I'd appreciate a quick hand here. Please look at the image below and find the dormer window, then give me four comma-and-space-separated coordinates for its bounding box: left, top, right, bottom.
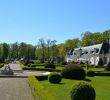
95, 49, 99, 53
90, 51, 94, 54
85, 51, 88, 54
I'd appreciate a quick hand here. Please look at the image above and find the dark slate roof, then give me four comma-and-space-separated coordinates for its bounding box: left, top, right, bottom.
67, 43, 103, 56
74, 43, 102, 54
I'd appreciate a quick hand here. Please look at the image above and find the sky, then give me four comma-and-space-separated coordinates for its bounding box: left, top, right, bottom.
0, 0, 110, 45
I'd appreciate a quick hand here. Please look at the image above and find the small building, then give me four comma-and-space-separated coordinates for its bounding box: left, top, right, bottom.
65, 42, 110, 66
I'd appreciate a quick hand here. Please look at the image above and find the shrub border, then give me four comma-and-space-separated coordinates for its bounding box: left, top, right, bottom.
28, 75, 56, 100
20, 63, 61, 72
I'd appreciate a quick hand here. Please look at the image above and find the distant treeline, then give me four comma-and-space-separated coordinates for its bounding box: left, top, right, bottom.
0, 29, 110, 63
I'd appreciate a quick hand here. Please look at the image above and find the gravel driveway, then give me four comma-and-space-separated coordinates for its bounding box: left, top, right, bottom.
0, 78, 34, 100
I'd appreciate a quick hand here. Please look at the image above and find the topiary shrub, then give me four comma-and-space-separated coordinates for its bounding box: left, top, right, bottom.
48, 72, 62, 83
61, 62, 67, 65
105, 62, 110, 71
27, 63, 31, 67
87, 70, 95, 77
70, 82, 96, 100
61, 64, 86, 80
45, 63, 56, 69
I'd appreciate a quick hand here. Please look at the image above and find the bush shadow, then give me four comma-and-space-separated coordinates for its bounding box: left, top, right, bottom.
84, 78, 91, 82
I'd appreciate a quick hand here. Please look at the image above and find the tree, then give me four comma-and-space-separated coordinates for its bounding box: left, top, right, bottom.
51, 40, 57, 63
19, 42, 27, 58
10, 42, 19, 59
2, 43, 10, 60
81, 31, 103, 46
103, 30, 110, 42
26, 44, 36, 59
38, 38, 46, 63
65, 38, 80, 51
47, 39, 51, 63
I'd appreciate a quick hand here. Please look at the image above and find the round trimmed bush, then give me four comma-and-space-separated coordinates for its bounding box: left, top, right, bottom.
70, 82, 96, 100
45, 63, 56, 69
87, 70, 95, 77
48, 72, 62, 83
61, 64, 86, 80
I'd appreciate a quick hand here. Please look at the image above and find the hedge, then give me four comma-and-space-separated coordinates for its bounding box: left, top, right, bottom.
20, 63, 61, 72
95, 72, 110, 76
28, 75, 56, 100
22, 67, 61, 72
86, 71, 110, 76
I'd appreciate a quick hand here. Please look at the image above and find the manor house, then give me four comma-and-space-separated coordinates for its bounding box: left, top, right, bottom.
66, 41, 110, 66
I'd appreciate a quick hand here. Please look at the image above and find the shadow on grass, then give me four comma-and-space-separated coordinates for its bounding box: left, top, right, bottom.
51, 82, 65, 85
84, 78, 91, 82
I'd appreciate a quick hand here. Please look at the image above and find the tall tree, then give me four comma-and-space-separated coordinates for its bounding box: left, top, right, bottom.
51, 40, 57, 63
38, 38, 46, 63
65, 38, 80, 51
2, 43, 10, 59
19, 42, 27, 58
10, 42, 19, 59
103, 30, 110, 42
47, 39, 51, 62
81, 31, 103, 46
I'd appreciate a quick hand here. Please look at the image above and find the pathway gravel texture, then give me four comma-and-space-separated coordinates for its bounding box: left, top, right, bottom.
0, 78, 34, 100
0, 63, 36, 100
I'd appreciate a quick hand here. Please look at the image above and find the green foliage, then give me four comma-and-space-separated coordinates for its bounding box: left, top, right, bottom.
80, 64, 86, 67
10, 42, 19, 59
0, 63, 4, 68
36, 75, 48, 81
95, 72, 110, 76
19, 42, 36, 59
61, 64, 86, 80
30, 64, 37, 67
48, 72, 62, 83
81, 32, 103, 46
70, 82, 96, 100
24, 59, 30, 66
87, 70, 95, 77
105, 62, 110, 71
20, 64, 61, 72
65, 38, 80, 50
2, 43, 10, 59
61, 62, 67, 65
28, 75, 56, 100
4, 59, 9, 64
27, 63, 31, 67
45, 63, 56, 69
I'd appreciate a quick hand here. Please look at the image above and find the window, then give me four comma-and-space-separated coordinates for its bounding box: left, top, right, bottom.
90, 51, 94, 54
96, 49, 99, 53
85, 51, 88, 54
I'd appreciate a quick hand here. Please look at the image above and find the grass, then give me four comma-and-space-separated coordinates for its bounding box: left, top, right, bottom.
84, 67, 104, 72
40, 76, 110, 100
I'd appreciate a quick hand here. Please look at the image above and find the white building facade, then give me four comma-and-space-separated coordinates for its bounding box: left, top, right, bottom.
66, 42, 110, 66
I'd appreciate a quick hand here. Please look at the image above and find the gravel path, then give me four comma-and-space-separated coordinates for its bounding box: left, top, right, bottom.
0, 78, 34, 100
0, 63, 36, 100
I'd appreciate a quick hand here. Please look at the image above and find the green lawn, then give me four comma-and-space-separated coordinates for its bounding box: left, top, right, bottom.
40, 76, 110, 100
